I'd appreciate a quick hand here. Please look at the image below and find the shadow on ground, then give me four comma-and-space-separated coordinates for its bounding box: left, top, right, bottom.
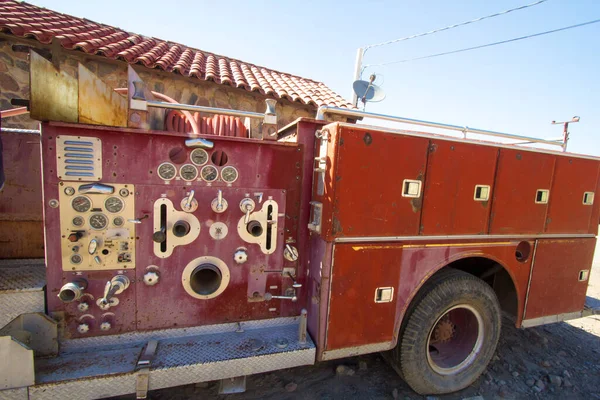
113, 316, 600, 400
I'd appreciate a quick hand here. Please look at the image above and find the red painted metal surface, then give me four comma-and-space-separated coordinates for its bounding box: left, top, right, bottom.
524, 238, 596, 319
317, 124, 430, 239
489, 149, 555, 234
324, 240, 533, 352
41, 122, 307, 338
0, 131, 44, 258
421, 140, 497, 235
545, 157, 600, 234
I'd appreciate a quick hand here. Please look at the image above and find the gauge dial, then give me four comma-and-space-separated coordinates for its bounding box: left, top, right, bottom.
72, 196, 92, 213
105, 196, 124, 213
201, 165, 218, 182
190, 148, 209, 166
113, 216, 124, 227
89, 213, 109, 230
157, 162, 177, 180
180, 164, 198, 181
221, 166, 239, 183
72, 216, 85, 227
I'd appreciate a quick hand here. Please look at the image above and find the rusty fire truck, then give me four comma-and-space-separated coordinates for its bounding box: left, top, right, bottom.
0, 52, 599, 399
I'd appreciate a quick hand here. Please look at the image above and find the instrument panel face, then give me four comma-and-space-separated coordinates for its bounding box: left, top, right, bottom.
58, 182, 136, 271
155, 147, 241, 184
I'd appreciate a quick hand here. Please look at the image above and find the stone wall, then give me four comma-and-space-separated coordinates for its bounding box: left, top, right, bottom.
0, 34, 325, 258
0, 34, 319, 132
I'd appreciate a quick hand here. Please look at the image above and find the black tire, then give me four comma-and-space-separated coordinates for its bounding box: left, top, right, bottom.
395, 268, 501, 395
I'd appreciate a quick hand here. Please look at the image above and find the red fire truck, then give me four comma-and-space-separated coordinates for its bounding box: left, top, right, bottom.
0, 52, 599, 399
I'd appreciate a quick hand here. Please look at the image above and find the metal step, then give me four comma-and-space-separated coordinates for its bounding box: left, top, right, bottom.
583, 296, 600, 316
29, 317, 315, 400
0, 260, 46, 328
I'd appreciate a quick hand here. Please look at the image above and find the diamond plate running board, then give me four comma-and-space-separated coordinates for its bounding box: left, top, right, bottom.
30, 318, 315, 400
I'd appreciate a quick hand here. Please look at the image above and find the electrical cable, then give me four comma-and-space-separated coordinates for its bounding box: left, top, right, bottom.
364, 0, 549, 50
364, 18, 600, 67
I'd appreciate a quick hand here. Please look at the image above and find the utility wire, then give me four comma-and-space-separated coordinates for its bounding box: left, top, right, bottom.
364, 0, 549, 50
364, 18, 600, 67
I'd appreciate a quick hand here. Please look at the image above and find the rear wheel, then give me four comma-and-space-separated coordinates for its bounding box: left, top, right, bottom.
396, 268, 501, 394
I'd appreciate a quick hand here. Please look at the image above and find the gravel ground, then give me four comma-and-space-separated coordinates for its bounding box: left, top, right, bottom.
117, 241, 600, 400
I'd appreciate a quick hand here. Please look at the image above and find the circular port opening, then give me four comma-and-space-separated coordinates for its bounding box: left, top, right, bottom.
515, 241, 531, 262
172, 220, 191, 237
211, 150, 228, 166
190, 264, 222, 296
59, 288, 77, 303
246, 220, 263, 237
168, 146, 187, 164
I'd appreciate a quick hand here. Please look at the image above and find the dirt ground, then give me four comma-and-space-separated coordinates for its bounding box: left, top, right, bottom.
124, 242, 600, 400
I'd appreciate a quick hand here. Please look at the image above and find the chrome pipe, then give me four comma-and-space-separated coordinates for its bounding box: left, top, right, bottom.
147, 100, 264, 120
1, 127, 40, 135
316, 106, 565, 148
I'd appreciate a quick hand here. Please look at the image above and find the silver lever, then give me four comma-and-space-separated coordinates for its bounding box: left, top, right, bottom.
185, 190, 195, 209
287, 271, 302, 288
264, 292, 298, 302
98, 275, 130, 309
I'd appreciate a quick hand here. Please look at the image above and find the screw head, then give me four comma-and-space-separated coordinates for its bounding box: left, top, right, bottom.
119, 188, 129, 197
64, 187, 75, 196
49, 199, 59, 208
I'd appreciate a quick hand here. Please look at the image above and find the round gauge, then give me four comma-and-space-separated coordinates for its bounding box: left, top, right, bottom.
72, 196, 92, 213
72, 216, 85, 227
89, 213, 109, 230
70, 254, 82, 264
64, 186, 75, 196
113, 216, 124, 227
221, 166, 239, 183
105, 196, 124, 213
190, 148, 209, 166
157, 162, 177, 181
201, 165, 218, 182
180, 164, 198, 181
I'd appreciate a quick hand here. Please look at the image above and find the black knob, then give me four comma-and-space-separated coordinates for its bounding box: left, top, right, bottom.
153, 230, 166, 243
68, 231, 83, 242
173, 221, 191, 237
246, 220, 263, 237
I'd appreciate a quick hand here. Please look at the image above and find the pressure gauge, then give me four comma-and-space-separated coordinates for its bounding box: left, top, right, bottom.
220, 166, 238, 183
89, 213, 109, 230
113, 216, 124, 227
180, 164, 198, 181
190, 148, 209, 166
104, 197, 124, 213
201, 165, 218, 182
157, 162, 177, 181
72, 216, 85, 227
72, 196, 92, 213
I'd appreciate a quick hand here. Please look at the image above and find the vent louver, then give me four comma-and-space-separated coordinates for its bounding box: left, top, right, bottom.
56, 135, 102, 181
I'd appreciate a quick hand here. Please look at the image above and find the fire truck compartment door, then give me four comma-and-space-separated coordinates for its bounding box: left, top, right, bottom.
325, 243, 402, 351
524, 238, 596, 320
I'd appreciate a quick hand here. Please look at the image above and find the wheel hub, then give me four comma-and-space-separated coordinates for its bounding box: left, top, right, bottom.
431, 317, 455, 344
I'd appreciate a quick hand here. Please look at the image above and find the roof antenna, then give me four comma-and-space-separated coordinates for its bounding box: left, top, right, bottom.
352, 74, 386, 110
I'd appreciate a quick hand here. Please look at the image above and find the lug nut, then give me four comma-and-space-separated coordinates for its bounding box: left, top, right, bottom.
77, 323, 89, 334
100, 322, 111, 331
143, 271, 160, 286
77, 302, 89, 312
234, 249, 248, 264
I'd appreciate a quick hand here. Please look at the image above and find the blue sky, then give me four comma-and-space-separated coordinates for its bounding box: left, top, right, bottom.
31, 0, 600, 155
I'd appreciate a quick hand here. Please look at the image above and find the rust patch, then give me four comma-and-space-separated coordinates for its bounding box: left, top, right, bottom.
332, 217, 343, 235
363, 133, 372, 146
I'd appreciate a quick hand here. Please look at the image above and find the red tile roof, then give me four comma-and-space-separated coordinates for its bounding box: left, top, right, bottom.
0, 0, 352, 108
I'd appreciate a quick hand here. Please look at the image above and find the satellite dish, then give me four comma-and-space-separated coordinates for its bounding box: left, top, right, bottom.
353, 76, 386, 106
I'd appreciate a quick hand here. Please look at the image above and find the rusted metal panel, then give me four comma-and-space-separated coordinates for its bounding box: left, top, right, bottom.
326, 243, 403, 350
78, 64, 127, 127
320, 124, 429, 239
0, 132, 44, 258
489, 149, 555, 234
545, 157, 600, 234
524, 238, 596, 319
324, 239, 533, 353
29, 51, 78, 123
421, 140, 497, 235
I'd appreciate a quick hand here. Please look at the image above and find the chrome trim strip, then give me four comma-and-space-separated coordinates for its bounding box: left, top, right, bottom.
521, 311, 585, 328
334, 233, 596, 243
321, 341, 393, 361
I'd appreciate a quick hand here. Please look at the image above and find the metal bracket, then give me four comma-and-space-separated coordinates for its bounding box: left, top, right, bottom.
135, 339, 158, 399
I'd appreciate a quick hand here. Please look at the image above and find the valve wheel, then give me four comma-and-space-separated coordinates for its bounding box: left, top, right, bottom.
393, 268, 501, 395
